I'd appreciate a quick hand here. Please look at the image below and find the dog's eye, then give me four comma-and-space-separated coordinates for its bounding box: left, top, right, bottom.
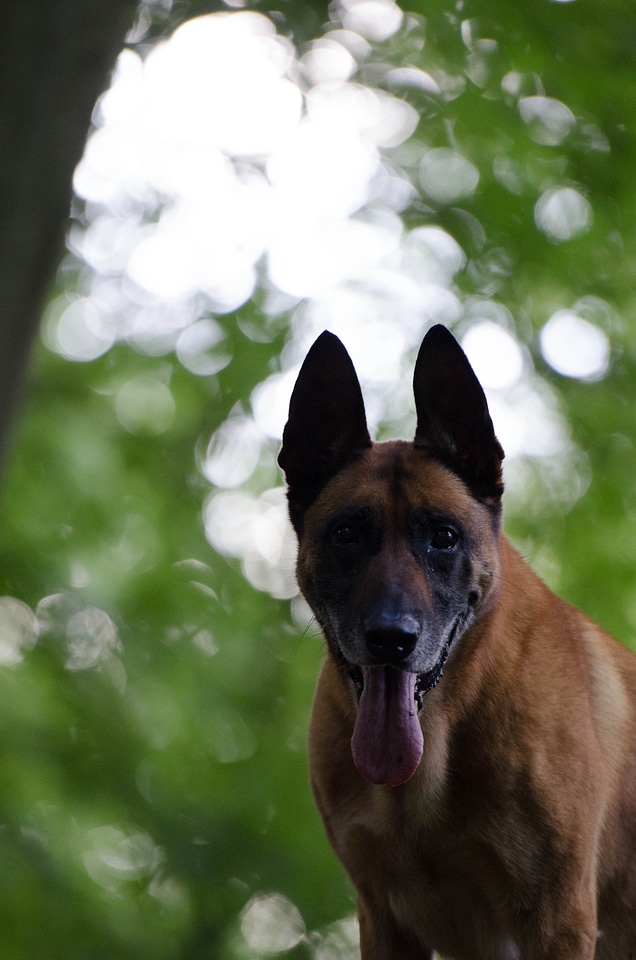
430, 527, 458, 550
332, 523, 360, 547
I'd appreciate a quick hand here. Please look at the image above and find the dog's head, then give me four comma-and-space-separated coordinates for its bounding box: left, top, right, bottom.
278, 326, 505, 786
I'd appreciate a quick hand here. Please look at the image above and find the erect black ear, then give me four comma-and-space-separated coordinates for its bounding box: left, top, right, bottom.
413, 325, 505, 504
278, 331, 372, 530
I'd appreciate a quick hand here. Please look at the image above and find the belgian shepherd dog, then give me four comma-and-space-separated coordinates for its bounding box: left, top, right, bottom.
278, 325, 636, 960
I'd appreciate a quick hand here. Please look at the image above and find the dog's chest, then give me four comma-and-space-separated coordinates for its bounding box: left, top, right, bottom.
387, 869, 521, 960
364, 796, 523, 960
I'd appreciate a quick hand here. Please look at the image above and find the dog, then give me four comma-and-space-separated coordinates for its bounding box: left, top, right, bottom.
278, 325, 636, 960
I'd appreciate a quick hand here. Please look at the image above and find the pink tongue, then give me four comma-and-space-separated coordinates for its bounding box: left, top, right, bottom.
351, 665, 423, 786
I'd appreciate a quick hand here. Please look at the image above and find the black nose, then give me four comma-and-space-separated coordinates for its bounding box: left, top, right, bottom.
365, 615, 419, 665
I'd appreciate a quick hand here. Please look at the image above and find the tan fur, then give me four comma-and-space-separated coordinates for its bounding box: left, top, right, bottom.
303, 447, 636, 960
280, 329, 636, 960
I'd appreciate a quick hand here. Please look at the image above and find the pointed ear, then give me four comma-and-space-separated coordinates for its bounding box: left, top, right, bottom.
413, 325, 505, 504
278, 332, 372, 528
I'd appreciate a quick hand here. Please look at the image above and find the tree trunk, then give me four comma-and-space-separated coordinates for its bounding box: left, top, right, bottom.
0, 0, 137, 470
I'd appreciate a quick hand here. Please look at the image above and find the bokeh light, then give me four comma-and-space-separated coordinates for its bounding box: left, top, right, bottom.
540, 310, 610, 380
461, 321, 524, 390
534, 186, 593, 241
0, 597, 38, 666
240, 892, 306, 954
203, 487, 297, 600
83, 825, 162, 891
419, 148, 480, 205
519, 95, 575, 146
115, 377, 176, 435
55, 6, 604, 553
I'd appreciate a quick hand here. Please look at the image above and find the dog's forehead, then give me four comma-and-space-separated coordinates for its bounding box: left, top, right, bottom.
313, 440, 483, 522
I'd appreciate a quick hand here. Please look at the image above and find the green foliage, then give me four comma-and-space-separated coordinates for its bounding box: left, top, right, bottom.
1, 328, 341, 958
2, 0, 636, 957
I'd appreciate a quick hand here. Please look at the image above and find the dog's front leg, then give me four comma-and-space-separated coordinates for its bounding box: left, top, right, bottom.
535, 921, 598, 960
358, 894, 432, 960
528, 876, 599, 960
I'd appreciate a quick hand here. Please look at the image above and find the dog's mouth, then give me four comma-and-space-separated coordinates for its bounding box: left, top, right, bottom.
341, 641, 451, 789
346, 646, 448, 708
